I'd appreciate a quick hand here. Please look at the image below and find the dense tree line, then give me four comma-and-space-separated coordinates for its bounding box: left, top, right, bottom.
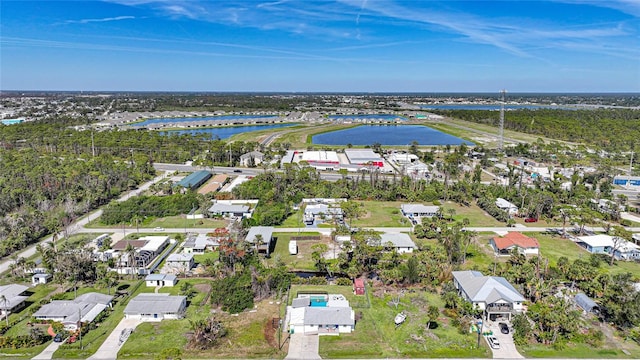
434, 108, 640, 151
0, 149, 152, 257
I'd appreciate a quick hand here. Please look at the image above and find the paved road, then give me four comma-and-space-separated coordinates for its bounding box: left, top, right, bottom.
0, 172, 170, 275
284, 333, 320, 360
88, 317, 143, 360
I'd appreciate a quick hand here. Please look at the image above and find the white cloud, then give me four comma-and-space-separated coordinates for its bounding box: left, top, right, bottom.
66, 15, 136, 24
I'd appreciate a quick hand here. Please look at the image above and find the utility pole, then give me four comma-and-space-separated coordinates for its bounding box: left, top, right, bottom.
498, 89, 506, 152
78, 307, 83, 350
628, 151, 634, 188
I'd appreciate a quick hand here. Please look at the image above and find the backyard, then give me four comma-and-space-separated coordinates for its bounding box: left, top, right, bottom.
295, 284, 491, 358
266, 232, 326, 271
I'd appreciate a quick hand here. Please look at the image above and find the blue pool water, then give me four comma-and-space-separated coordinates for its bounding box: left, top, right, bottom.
312, 125, 473, 146
135, 115, 279, 126
310, 300, 328, 307
164, 123, 295, 140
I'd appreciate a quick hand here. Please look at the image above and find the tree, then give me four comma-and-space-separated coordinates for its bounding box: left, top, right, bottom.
341, 201, 364, 228
311, 243, 328, 273
188, 316, 227, 350
0, 295, 9, 326
426, 305, 439, 330
402, 256, 420, 285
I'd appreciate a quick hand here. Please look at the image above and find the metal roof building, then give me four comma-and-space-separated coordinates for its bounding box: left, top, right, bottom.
176, 170, 212, 190
245, 226, 274, 255
344, 149, 383, 166
575, 293, 599, 314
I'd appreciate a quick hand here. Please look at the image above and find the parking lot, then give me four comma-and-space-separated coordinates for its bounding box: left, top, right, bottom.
484, 320, 523, 359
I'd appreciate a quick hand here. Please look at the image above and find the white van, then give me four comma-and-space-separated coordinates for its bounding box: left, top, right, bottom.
487, 336, 500, 349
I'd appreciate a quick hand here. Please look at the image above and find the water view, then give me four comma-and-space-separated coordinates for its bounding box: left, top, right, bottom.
165, 123, 295, 140
135, 115, 279, 127
329, 114, 407, 121
312, 125, 473, 146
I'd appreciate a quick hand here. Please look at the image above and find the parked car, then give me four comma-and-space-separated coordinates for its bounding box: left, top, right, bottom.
525, 217, 538, 223
499, 322, 510, 334
53, 334, 63, 343
487, 336, 500, 349
233, 169, 242, 173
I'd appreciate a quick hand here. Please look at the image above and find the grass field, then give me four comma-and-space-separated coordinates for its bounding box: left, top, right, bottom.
440, 201, 504, 227
351, 201, 411, 227
530, 232, 640, 276
306, 284, 491, 358
266, 232, 325, 271
519, 342, 640, 358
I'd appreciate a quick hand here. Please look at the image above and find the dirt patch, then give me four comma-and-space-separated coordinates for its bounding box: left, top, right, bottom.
264, 320, 277, 348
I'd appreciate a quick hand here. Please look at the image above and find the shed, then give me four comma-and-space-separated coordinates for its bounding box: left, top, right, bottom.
354, 278, 365, 296
32, 273, 52, 286
575, 293, 599, 314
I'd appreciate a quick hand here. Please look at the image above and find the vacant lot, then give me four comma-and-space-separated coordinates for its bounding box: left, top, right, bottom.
267, 232, 327, 271
441, 201, 504, 227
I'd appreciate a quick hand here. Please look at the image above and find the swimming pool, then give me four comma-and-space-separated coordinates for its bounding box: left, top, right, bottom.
309, 295, 328, 307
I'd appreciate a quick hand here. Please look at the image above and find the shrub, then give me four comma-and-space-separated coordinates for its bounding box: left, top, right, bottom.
335, 277, 353, 286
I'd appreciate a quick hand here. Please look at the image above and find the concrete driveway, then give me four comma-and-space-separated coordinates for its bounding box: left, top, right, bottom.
285, 333, 321, 360
88, 317, 142, 360
485, 321, 524, 359
32, 338, 65, 360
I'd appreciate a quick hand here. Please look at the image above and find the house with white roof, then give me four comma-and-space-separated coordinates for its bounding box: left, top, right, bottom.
379, 233, 417, 253
33, 293, 113, 331
577, 234, 640, 260
124, 293, 186, 321
400, 204, 440, 218
145, 273, 178, 287
287, 294, 355, 335
452, 270, 525, 321
182, 233, 220, 254
166, 253, 194, 271
495, 198, 518, 215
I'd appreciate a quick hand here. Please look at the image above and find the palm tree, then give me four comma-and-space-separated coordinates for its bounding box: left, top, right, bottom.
124, 243, 137, 279
0, 295, 9, 326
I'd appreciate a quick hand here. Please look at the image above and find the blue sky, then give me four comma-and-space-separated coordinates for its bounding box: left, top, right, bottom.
1, 0, 639, 92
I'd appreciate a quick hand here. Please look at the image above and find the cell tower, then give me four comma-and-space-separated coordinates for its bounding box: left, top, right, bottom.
498, 89, 507, 152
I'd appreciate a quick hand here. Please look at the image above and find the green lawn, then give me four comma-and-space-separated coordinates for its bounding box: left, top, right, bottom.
194, 251, 219, 265
266, 232, 324, 271
441, 202, 504, 227
305, 285, 491, 358
279, 209, 305, 228
530, 232, 640, 276
351, 201, 411, 227
519, 342, 640, 358
52, 280, 141, 359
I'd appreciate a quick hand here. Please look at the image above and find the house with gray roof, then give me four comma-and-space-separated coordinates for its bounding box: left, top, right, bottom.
288, 294, 355, 334
182, 233, 220, 254
166, 253, 194, 271
452, 270, 524, 321
145, 273, 177, 287
379, 233, 417, 253
124, 293, 186, 321
33, 292, 113, 331
208, 203, 251, 218
245, 226, 274, 255
401, 204, 440, 218
0, 284, 29, 317
239, 151, 264, 167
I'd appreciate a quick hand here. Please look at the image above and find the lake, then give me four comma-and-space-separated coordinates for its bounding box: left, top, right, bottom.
135, 115, 278, 126
329, 114, 407, 121
165, 123, 295, 140
312, 125, 473, 146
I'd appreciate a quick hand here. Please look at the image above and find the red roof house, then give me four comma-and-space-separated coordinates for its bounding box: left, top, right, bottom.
490, 232, 540, 256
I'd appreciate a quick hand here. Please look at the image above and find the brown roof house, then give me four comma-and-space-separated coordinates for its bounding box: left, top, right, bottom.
490, 232, 539, 256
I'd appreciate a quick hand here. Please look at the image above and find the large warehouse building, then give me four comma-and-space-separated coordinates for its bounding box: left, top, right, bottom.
344, 149, 384, 167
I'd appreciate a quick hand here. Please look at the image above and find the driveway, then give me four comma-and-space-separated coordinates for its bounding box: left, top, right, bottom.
485, 321, 524, 359
88, 317, 143, 360
285, 333, 321, 360
31, 338, 65, 360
